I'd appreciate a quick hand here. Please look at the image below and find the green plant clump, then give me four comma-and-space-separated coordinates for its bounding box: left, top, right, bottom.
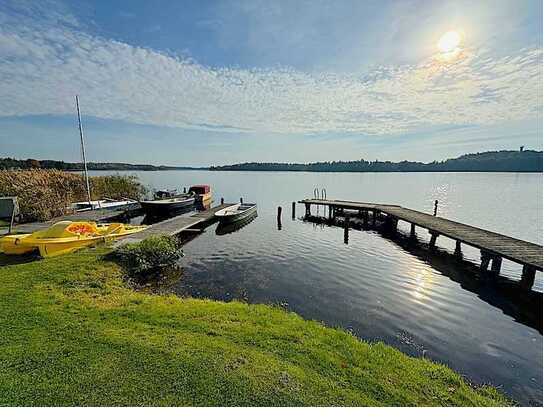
114, 235, 183, 275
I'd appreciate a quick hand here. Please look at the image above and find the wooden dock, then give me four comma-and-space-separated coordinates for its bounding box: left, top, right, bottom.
115, 204, 231, 246
300, 199, 542, 290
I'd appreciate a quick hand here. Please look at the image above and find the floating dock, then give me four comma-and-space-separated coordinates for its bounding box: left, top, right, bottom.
114, 203, 231, 246
300, 199, 542, 290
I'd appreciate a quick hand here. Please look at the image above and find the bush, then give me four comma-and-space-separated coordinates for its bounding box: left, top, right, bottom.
0, 169, 147, 222
90, 174, 147, 201
113, 235, 184, 276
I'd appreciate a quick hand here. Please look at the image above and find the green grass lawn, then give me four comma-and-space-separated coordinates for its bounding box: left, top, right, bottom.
0, 249, 512, 406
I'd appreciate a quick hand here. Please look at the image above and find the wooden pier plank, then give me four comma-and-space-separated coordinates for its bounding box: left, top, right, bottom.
300, 199, 543, 271
114, 203, 231, 246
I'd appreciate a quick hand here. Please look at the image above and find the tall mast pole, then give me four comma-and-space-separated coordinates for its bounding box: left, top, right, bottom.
76, 95, 92, 206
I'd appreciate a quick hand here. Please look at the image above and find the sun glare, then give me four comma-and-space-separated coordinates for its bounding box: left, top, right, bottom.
437, 31, 462, 53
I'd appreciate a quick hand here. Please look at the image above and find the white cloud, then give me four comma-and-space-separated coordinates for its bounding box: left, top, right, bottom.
0, 4, 542, 136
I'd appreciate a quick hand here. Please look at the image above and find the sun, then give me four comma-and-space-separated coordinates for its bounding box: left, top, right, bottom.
437, 31, 462, 53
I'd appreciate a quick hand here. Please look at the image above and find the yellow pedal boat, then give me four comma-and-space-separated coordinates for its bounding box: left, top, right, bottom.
0, 221, 147, 257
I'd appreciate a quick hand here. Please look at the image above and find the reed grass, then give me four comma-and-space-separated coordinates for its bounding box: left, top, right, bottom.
0, 169, 146, 222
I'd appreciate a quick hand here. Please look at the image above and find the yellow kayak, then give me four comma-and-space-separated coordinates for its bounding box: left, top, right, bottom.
0, 221, 147, 257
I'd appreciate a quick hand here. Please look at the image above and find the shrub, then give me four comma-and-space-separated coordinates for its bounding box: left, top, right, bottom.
113, 235, 184, 276
0, 169, 147, 222
90, 174, 147, 201
0, 169, 86, 221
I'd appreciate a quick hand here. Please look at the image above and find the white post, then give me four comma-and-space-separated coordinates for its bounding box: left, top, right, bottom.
76, 95, 92, 206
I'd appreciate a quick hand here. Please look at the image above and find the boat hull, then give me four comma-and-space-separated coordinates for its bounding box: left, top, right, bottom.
0, 222, 147, 257
216, 204, 257, 225
140, 198, 195, 217
216, 211, 258, 235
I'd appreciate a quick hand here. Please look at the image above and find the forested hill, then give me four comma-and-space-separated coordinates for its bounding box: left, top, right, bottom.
0, 158, 202, 171
210, 150, 543, 172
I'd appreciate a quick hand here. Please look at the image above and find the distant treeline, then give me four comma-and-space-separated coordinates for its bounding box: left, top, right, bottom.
210, 150, 543, 173
0, 158, 202, 171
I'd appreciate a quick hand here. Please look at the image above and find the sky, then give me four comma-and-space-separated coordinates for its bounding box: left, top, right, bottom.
1, 0, 542, 166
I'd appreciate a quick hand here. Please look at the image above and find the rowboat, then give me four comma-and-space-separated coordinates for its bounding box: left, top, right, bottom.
0, 221, 147, 257
140, 190, 195, 217
188, 185, 212, 209
215, 203, 257, 224
216, 210, 257, 235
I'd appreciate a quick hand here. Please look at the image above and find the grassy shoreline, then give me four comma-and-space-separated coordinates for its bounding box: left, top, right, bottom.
0, 249, 511, 406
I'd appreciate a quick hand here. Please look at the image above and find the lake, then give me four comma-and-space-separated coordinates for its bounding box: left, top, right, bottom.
95, 170, 543, 405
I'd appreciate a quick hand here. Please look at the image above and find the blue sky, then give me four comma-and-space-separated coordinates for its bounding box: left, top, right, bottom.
1, 0, 542, 166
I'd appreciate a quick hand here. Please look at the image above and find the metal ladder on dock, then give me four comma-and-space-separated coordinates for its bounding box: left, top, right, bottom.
313, 188, 327, 217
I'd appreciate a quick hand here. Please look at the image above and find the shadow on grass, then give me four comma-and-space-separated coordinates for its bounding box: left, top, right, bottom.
0, 252, 40, 266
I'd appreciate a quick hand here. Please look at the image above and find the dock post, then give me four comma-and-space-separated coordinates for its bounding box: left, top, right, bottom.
433, 200, 438, 216
362, 210, 369, 228
429, 232, 438, 249
410, 224, 416, 239
520, 265, 536, 290
221, 197, 224, 205
305, 203, 311, 217
480, 251, 492, 272
490, 256, 502, 277
277, 206, 282, 221
454, 241, 462, 258
291, 202, 296, 219
344, 214, 350, 244
240, 197, 243, 204
183, 187, 187, 193
385, 216, 398, 234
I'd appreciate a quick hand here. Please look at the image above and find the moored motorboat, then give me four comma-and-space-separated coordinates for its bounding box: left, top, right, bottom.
0, 221, 147, 257
215, 203, 257, 225
140, 189, 195, 217
188, 185, 212, 209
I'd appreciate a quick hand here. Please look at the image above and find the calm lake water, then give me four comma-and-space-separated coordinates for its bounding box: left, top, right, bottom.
96, 170, 543, 405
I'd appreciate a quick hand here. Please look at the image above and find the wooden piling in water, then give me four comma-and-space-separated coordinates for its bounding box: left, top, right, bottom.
491, 256, 502, 276
220, 197, 224, 205
454, 241, 462, 257
429, 232, 439, 249
362, 210, 369, 227
520, 265, 536, 290
292, 202, 296, 219
480, 250, 492, 272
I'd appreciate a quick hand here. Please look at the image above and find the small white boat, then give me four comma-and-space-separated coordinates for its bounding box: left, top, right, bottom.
70, 198, 138, 212
215, 203, 257, 224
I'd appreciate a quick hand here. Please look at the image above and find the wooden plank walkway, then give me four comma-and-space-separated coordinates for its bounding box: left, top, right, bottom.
300, 198, 543, 289
115, 204, 231, 246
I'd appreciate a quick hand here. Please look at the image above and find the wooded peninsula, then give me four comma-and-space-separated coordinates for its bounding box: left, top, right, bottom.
2, 150, 542, 172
